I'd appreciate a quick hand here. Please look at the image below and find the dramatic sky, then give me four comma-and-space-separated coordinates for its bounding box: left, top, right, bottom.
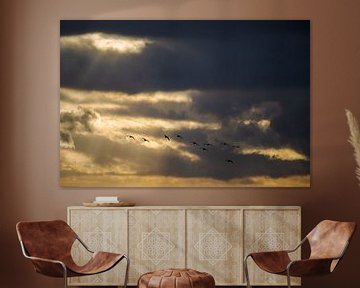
60, 20, 310, 187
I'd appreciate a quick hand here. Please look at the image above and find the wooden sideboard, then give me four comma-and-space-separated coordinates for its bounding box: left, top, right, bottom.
67, 206, 301, 286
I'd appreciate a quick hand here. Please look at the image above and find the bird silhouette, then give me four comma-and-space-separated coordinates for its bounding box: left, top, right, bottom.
204, 143, 212, 146
142, 138, 150, 142
128, 135, 135, 140
164, 135, 170, 141
232, 145, 240, 148
176, 134, 183, 139
202, 148, 208, 151
222, 142, 228, 146
225, 159, 235, 164
192, 141, 200, 146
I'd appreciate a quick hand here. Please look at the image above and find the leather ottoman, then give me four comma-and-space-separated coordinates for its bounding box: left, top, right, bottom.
138, 268, 215, 288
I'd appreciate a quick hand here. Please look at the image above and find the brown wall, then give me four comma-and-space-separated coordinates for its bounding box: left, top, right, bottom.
1, 0, 360, 287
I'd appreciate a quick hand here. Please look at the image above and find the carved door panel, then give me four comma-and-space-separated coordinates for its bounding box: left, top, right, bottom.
186, 209, 243, 285
128, 209, 186, 284
67, 207, 300, 286
68, 208, 127, 286
243, 209, 301, 286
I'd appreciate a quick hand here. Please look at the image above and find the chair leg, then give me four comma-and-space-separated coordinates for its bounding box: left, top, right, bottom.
286, 269, 291, 288
244, 255, 252, 288
123, 255, 130, 288
62, 264, 68, 288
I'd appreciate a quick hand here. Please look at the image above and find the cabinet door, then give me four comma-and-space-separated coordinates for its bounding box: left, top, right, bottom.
128, 209, 186, 284
68, 208, 127, 286
187, 209, 243, 285
244, 209, 301, 286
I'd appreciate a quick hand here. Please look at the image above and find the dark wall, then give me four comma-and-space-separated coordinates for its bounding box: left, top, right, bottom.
1, 0, 360, 287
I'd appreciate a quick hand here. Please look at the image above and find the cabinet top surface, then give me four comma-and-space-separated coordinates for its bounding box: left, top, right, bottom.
68, 205, 301, 210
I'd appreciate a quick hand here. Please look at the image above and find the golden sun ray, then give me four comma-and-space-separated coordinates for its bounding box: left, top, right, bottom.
241, 147, 308, 161
61, 33, 152, 54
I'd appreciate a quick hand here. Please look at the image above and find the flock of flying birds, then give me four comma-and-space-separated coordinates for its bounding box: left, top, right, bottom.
127, 133, 239, 164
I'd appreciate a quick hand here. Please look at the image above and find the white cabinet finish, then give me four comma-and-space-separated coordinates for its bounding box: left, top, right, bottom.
68, 206, 300, 286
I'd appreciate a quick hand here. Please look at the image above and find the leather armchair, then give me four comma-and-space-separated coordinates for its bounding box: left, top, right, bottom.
244, 220, 356, 288
16, 220, 129, 288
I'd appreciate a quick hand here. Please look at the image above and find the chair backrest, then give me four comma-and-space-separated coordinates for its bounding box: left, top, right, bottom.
307, 220, 356, 261
16, 220, 77, 261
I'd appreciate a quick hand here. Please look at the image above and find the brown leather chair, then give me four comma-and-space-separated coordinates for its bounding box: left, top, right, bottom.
16, 220, 129, 288
244, 220, 356, 288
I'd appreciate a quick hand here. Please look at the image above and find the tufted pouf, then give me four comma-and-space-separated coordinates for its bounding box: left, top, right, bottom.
138, 268, 215, 288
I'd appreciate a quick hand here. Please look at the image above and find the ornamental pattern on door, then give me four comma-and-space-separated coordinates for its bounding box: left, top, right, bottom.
68, 209, 127, 286
128, 209, 186, 284
243, 209, 301, 286
68, 207, 300, 286
187, 209, 243, 285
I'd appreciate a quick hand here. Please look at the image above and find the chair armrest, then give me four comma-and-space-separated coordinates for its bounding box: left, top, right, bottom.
26, 255, 67, 278
287, 258, 336, 277
248, 250, 289, 256
76, 236, 94, 253
285, 237, 307, 253
26, 255, 65, 265
19, 240, 67, 277
245, 237, 307, 259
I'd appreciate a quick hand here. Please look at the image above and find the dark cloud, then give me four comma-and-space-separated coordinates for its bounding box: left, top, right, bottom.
97, 102, 191, 121
192, 90, 279, 120
60, 130, 75, 149
60, 20, 308, 41
192, 89, 309, 156
60, 21, 309, 93
271, 95, 310, 155
60, 107, 99, 132
60, 107, 100, 150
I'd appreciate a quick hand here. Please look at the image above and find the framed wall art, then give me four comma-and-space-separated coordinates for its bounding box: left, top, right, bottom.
60, 20, 310, 187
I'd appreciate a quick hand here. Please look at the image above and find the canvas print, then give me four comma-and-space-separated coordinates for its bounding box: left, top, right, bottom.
60, 20, 310, 187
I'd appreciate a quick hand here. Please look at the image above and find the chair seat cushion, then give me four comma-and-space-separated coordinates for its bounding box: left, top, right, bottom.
138, 268, 215, 288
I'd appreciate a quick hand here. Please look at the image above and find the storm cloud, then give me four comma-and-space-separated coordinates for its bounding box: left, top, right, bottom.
61, 21, 309, 94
